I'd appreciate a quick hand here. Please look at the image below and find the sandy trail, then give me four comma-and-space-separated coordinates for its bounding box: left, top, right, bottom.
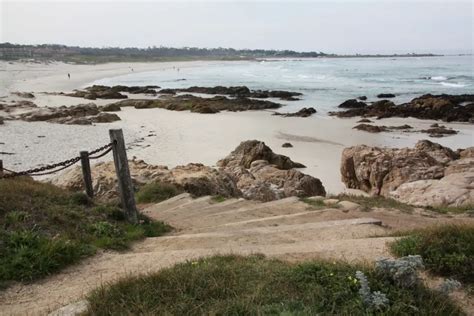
0, 194, 472, 316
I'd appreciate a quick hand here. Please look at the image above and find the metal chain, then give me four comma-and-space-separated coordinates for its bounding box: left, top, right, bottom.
89, 146, 113, 160
0, 142, 114, 179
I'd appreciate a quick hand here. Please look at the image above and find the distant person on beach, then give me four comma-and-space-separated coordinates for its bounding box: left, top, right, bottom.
68, 73, 70, 79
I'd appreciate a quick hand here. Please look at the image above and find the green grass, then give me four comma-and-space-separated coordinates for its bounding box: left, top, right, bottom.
0, 177, 171, 286
211, 195, 227, 203
300, 197, 330, 210
333, 194, 414, 212
425, 204, 474, 215
390, 225, 474, 286
86, 254, 463, 315
135, 182, 182, 204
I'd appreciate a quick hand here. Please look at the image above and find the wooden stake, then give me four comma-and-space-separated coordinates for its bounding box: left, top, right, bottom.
80, 151, 94, 198
109, 129, 138, 224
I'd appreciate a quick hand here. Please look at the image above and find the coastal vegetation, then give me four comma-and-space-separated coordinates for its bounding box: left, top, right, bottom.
0, 177, 170, 288
391, 225, 474, 287
135, 182, 182, 204
0, 43, 437, 64
85, 254, 462, 315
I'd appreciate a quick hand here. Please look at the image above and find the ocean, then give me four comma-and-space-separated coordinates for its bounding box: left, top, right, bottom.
92, 55, 474, 113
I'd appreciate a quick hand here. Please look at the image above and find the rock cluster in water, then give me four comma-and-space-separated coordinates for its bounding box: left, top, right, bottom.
51, 140, 326, 201
331, 94, 474, 123
340, 140, 474, 207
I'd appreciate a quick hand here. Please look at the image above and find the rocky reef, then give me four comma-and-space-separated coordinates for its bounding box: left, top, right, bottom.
273, 107, 317, 117
158, 86, 302, 101
0, 101, 120, 125
107, 94, 282, 113
331, 94, 474, 123
51, 140, 325, 201
340, 140, 473, 207
352, 122, 457, 137
65, 85, 160, 100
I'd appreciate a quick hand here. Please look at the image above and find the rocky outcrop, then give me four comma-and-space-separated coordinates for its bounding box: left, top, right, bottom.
353, 122, 456, 137
331, 94, 474, 123
17, 104, 120, 125
51, 141, 325, 202
65, 85, 160, 100
282, 143, 293, 148
273, 107, 316, 117
217, 140, 305, 169
341, 140, 473, 207
108, 94, 282, 113
12, 92, 35, 98
377, 93, 396, 98
338, 99, 367, 108
159, 86, 302, 101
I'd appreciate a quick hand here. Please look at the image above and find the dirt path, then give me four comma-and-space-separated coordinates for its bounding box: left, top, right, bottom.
0, 194, 471, 315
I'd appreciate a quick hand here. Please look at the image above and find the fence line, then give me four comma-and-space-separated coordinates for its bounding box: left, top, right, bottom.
0, 129, 138, 223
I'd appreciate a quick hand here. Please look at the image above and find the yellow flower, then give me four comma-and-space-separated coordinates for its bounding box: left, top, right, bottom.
329, 272, 334, 276
191, 261, 198, 265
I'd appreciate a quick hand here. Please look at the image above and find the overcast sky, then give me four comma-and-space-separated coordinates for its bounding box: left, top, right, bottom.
1, 0, 472, 54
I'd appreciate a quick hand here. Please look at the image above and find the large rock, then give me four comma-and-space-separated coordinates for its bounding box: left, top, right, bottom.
341, 140, 473, 207
217, 140, 305, 169
51, 141, 325, 202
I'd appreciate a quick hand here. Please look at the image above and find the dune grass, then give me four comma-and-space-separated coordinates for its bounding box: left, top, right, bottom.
86, 254, 462, 315
135, 182, 183, 204
390, 225, 474, 287
0, 177, 171, 287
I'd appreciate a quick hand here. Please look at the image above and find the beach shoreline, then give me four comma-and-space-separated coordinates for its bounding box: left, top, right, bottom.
1, 60, 473, 194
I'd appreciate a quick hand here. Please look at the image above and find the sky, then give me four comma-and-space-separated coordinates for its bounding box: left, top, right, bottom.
0, 0, 472, 54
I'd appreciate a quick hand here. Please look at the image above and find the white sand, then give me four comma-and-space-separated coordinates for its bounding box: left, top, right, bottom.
1, 61, 473, 193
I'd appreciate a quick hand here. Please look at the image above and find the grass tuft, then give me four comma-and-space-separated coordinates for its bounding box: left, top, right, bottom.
211, 195, 227, 203
333, 194, 414, 212
390, 225, 474, 286
86, 254, 462, 315
135, 182, 182, 204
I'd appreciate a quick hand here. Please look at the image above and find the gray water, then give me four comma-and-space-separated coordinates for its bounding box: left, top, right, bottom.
93, 55, 473, 113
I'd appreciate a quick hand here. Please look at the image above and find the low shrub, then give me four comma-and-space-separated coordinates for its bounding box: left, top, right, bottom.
136, 182, 182, 203
390, 225, 474, 285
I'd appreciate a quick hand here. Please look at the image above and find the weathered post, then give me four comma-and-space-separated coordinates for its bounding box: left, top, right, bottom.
0, 160, 3, 177
109, 129, 138, 224
80, 151, 94, 198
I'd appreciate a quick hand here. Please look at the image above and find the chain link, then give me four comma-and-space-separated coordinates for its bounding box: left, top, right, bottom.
0, 142, 114, 179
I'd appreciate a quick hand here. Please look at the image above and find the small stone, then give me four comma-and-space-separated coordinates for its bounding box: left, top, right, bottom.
282, 143, 293, 148
323, 199, 339, 205
337, 200, 361, 212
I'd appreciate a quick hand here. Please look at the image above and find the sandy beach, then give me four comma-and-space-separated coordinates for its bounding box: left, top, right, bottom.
1, 60, 473, 194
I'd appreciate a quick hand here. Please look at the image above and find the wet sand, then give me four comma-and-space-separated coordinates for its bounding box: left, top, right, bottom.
1, 61, 473, 193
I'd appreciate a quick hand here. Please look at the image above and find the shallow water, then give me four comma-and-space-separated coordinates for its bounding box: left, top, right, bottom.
93, 56, 474, 113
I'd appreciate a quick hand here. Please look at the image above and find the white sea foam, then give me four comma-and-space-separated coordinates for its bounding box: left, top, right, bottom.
430, 76, 447, 81
440, 82, 467, 88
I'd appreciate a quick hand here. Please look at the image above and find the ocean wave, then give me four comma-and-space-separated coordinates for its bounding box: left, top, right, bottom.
440, 82, 467, 88
430, 76, 447, 81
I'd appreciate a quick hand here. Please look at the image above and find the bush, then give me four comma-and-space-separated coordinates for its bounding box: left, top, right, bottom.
136, 182, 182, 203
390, 225, 474, 285
86, 255, 462, 315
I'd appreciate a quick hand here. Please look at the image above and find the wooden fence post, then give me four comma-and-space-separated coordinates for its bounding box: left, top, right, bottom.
109, 129, 138, 224
0, 160, 3, 177
80, 151, 94, 198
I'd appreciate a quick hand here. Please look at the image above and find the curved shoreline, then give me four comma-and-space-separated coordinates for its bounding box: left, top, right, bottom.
1, 61, 473, 194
